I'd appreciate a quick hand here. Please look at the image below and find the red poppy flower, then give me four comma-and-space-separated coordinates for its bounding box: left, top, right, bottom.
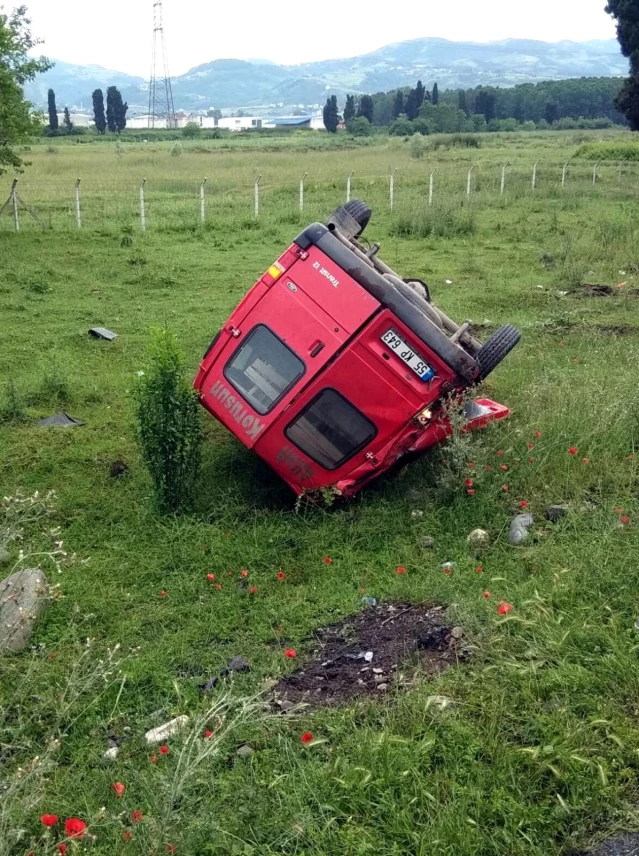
467, 489, 475, 495
249, 586, 257, 594
465, 478, 473, 487
131, 810, 144, 823
58, 845, 67, 855
166, 846, 176, 854
159, 745, 169, 755
160, 590, 167, 597
64, 818, 87, 839
277, 572, 286, 580
122, 831, 133, 842
443, 566, 452, 576
468, 461, 475, 468
485, 465, 492, 471
582, 458, 589, 464
285, 648, 297, 658
150, 755, 158, 764
323, 557, 332, 565
300, 732, 314, 745
621, 516, 630, 525
40, 814, 59, 827
215, 584, 222, 590
483, 591, 491, 599
207, 573, 215, 581
396, 566, 407, 575
535, 430, 542, 437
476, 566, 483, 573
111, 781, 126, 798
204, 730, 213, 739
498, 601, 513, 615
527, 442, 534, 450
497, 450, 504, 457
502, 485, 509, 492
501, 464, 508, 471
519, 500, 528, 508
240, 569, 248, 578
569, 447, 577, 455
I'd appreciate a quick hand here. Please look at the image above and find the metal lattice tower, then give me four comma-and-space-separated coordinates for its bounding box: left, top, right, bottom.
148, 0, 176, 129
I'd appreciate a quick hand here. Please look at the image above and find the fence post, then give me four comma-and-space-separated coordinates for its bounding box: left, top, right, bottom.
139, 179, 146, 231
532, 161, 539, 191
11, 179, 19, 232
299, 172, 307, 212
593, 160, 600, 186
200, 178, 207, 224
500, 162, 509, 196
562, 161, 570, 188
346, 170, 354, 203
467, 165, 476, 198
254, 175, 261, 218
74, 178, 81, 228
389, 168, 398, 211
429, 169, 436, 206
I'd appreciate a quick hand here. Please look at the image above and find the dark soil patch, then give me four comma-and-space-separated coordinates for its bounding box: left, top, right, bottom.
568, 284, 639, 298
572, 833, 639, 856
595, 325, 638, 336
273, 602, 462, 707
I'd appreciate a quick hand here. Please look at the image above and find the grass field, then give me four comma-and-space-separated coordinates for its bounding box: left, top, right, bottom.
2, 129, 639, 856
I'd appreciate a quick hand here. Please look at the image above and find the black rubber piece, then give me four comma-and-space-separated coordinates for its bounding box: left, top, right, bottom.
476, 324, 521, 379
326, 198, 372, 237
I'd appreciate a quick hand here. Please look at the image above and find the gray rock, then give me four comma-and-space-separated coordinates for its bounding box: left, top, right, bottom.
411, 509, 424, 519
509, 513, 535, 546
545, 504, 569, 523
227, 656, 250, 673
573, 833, 639, 856
467, 528, 490, 551
0, 568, 49, 654
103, 746, 119, 761
144, 715, 189, 744
419, 536, 435, 549
236, 744, 254, 758
376, 683, 388, 691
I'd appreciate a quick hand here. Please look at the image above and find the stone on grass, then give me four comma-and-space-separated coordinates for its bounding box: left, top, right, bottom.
226, 656, 250, 673
426, 694, 454, 711
467, 528, 490, 552
144, 715, 189, 745
103, 746, 120, 761
0, 568, 49, 654
419, 536, 435, 549
545, 505, 569, 523
509, 514, 534, 546
236, 744, 254, 758
411, 510, 424, 519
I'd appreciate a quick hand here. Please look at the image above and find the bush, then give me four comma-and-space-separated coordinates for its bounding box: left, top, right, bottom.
0, 380, 27, 424
182, 121, 202, 139
574, 140, 639, 160
136, 329, 202, 513
409, 133, 429, 158
171, 142, 183, 157
391, 201, 476, 239
430, 133, 481, 150
388, 118, 415, 137
346, 116, 372, 137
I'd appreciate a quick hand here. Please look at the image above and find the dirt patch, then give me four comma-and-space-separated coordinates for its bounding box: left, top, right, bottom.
572, 834, 639, 856
595, 324, 638, 336
273, 602, 462, 707
568, 284, 639, 298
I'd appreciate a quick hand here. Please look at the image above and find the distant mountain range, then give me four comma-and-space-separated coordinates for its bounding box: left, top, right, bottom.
25, 37, 628, 113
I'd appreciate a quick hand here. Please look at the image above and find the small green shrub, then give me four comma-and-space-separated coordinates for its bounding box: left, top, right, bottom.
391, 202, 476, 239
136, 329, 202, 513
171, 142, 183, 157
0, 380, 28, 424
575, 140, 639, 161
33, 364, 72, 406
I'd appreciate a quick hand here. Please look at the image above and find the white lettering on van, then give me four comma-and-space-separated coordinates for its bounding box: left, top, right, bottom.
209, 380, 265, 440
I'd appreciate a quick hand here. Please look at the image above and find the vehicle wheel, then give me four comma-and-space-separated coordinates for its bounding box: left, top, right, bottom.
326, 198, 372, 238
394, 281, 443, 328
476, 324, 521, 379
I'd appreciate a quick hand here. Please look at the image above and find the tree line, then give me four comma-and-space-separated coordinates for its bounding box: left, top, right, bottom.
45, 86, 128, 135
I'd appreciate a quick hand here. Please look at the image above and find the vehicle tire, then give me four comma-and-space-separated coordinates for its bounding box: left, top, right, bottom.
476, 324, 521, 379
394, 281, 443, 328
326, 198, 372, 238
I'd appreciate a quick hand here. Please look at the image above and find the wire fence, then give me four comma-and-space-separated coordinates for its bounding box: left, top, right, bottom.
2, 160, 638, 232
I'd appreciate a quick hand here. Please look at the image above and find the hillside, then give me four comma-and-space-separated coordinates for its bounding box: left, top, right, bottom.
25, 36, 628, 111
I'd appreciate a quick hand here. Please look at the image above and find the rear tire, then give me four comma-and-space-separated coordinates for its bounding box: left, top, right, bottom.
326, 198, 372, 238
476, 324, 521, 379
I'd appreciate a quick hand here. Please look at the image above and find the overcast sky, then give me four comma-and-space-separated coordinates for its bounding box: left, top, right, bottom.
22, 0, 618, 77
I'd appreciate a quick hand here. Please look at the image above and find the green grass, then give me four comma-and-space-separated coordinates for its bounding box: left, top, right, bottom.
2, 131, 639, 855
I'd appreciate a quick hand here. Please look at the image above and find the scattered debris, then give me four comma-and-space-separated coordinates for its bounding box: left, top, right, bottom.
571, 833, 639, 856
103, 746, 119, 761
109, 460, 129, 478
89, 327, 118, 341
570, 284, 613, 297
36, 412, 85, 428
545, 504, 569, 523
235, 744, 254, 758
0, 568, 49, 654
509, 513, 534, 546
361, 595, 377, 607
225, 656, 250, 673
411, 509, 424, 519
467, 528, 490, 552
144, 715, 189, 745
440, 561, 455, 572
198, 675, 219, 694
273, 602, 460, 707
419, 535, 435, 549
426, 694, 455, 711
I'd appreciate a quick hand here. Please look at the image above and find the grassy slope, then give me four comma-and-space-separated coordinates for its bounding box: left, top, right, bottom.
1, 132, 639, 855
